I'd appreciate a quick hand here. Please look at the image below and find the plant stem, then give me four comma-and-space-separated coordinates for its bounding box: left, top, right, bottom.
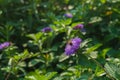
75, 54, 79, 65
84, 54, 115, 80
5, 71, 11, 80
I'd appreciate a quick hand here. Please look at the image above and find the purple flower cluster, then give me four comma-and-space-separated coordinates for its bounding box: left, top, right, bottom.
64, 13, 73, 18
65, 37, 82, 56
41, 27, 52, 33
0, 42, 11, 50
73, 24, 84, 30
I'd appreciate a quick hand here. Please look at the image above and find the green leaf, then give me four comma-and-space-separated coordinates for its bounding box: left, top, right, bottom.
53, 77, 64, 80
101, 48, 111, 58
104, 63, 120, 80
35, 32, 43, 40
27, 34, 35, 39
71, 22, 84, 28
51, 45, 58, 51
63, 19, 72, 25
25, 70, 47, 80
80, 38, 92, 48
95, 66, 105, 77
86, 43, 102, 54
100, 0, 106, 4
61, 72, 73, 76
57, 64, 66, 70
59, 54, 69, 62
13, 49, 29, 62
27, 32, 42, 41
76, 73, 90, 80
78, 54, 92, 67
90, 51, 98, 59
25, 70, 57, 80
45, 72, 57, 80
28, 59, 42, 67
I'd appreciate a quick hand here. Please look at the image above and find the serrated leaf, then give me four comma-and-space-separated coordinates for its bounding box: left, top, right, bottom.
105, 63, 116, 77
104, 63, 120, 80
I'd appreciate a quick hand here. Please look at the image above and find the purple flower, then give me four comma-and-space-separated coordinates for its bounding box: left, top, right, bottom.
0, 42, 11, 50
65, 37, 82, 56
64, 13, 73, 18
73, 24, 84, 30
41, 27, 52, 33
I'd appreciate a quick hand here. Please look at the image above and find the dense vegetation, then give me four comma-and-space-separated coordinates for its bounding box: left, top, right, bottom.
0, 0, 120, 80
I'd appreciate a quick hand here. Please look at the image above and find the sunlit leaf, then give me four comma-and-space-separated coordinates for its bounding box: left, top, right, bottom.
86, 43, 102, 54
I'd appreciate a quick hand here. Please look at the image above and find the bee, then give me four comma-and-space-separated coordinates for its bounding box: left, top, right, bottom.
68, 40, 73, 46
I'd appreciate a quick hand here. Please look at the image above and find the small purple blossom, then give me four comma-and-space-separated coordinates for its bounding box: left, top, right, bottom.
64, 13, 73, 18
73, 24, 84, 30
65, 37, 82, 56
41, 27, 52, 33
0, 42, 11, 50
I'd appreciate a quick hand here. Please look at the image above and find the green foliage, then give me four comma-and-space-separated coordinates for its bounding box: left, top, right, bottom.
25, 70, 57, 80
105, 58, 120, 80
0, 0, 120, 80
86, 43, 102, 54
